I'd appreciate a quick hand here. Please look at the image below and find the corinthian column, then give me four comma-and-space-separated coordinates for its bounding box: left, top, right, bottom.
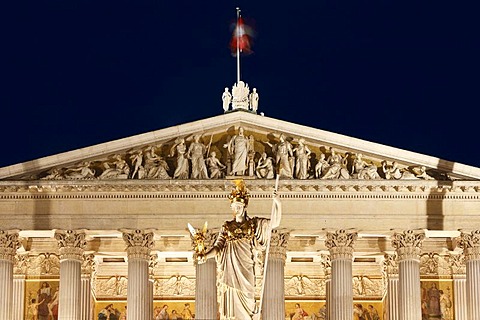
0, 229, 20, 320
325, 229, 357, 320
391, 230, 425, 320
320, 253, 332, 319
449, 252, 467, 320
262, 230, 289, 320
121, 229, 155, 320
12, 253, 28, 320
191, 228, 218, 320
383, 253, 399, 320
54, 229, 87, 320
458, 230, 480, 320
81, 253, 96, 320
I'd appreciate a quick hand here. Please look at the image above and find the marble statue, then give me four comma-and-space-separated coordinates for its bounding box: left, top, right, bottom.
64, 161, 96, 179
351, 153, 380, 180
187, 135, 209, 179
293, 138, 311, 179
222, 87, 232, 112
224, 127, 250, 176
170, 138, 190, 179
143, 146, 170, 179
267, 133, 294, 179
249, 88, 259, 112
255, 152, 275, 179
199, 180, 282, 320
129, 150, 144, 179
205, 151, 226, 179
314, 153, 329, 179
320, 148, 350, 180
98, 154, 130, 180
232, 81, 250, 110
382, 161, 417, 180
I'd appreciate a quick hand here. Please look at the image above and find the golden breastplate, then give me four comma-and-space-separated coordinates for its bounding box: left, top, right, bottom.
224, 219, 255, 241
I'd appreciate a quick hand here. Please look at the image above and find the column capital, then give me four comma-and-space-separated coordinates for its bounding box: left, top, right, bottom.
325, 229, 357, 260
320, 253, 331, 277
383, 252, 399, 276
458, 230, 480, 261
54, 229, 87, 261
0, 229, 21, 262
82, 253, 97, 275
391, 229, 425, 261
448, 252, 466, 275
121, 229, 155, 260
269, 230, 290, 261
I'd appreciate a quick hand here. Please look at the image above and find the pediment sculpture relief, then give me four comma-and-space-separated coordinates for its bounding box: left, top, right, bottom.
23, 128, 453, 181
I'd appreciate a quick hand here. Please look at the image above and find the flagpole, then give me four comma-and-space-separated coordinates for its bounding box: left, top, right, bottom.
236, 7, 241, 84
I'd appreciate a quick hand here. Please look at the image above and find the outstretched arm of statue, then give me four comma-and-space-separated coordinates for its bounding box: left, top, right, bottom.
270, 190, 282, 229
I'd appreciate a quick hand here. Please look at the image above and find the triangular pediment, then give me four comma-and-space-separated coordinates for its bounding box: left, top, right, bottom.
1, 111, 479, 181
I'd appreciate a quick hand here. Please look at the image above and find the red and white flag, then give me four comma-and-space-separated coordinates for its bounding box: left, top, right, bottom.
230, 16, 254, 56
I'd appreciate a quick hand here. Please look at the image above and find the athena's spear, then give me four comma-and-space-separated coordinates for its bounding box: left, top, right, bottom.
255, 174, 280, 319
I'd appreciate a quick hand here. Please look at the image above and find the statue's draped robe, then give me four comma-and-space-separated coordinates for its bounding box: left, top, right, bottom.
215, 217, 270, 320
229, 135, 249, 175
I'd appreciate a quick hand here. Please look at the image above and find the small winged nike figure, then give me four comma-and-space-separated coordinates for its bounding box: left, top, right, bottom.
187, 221, 208, 263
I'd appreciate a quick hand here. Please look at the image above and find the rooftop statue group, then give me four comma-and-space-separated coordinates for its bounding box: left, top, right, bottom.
222, 81, 259, 113
39, 127, 436, 181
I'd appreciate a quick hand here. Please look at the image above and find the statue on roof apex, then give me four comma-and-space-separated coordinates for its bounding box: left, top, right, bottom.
232, 81, 250, 110
222, 87, 232, 112
249, 88, 259, 112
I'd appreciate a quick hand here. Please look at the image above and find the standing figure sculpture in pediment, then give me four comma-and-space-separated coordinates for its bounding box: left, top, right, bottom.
170, 138, 190, 179
129, 150, 144, 179
143, 146, 170, 179
224, 127, 250, 176
187, 135, 209, 179
267, 133, 294, 179
293, 138, 312, 179
98, 154, 130, 180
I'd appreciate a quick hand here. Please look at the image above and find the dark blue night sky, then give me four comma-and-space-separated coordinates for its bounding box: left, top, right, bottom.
2, 1, 479, 168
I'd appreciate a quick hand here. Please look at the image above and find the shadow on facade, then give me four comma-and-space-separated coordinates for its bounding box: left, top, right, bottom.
426, 159, 455, 231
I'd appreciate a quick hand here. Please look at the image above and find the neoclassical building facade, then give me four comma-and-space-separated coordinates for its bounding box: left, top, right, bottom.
1, 108, 480, 320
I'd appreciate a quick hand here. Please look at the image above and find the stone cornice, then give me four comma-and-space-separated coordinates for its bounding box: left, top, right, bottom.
1, 180, 479, 200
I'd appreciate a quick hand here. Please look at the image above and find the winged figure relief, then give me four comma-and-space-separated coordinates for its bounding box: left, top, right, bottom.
154, 275, 195, 297
96, 276, 127, 297
285, 275, 325, 297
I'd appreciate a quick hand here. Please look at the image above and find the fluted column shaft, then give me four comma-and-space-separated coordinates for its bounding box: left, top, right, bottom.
195, 258, 218, 319
392, 230, 425, 320
261, 230, 289, 320
453, 275, 467, 320
325, 229, 357, 320
459, 230, 480, 320
12, 275, 25, 320
122, 229, 155, 320
55, 229, 87, 320
386, 276, 399, 320
0, 230, 20, 320
81, 253, 95, 320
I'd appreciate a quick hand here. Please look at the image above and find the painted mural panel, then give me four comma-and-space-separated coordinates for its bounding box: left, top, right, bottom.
24, 280, 60, 320
420, 280, 454, 320
285, 301, 383, 320
94, 301, 195, 320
